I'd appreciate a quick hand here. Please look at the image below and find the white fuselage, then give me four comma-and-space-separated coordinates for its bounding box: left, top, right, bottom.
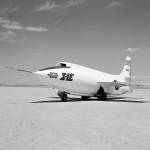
34, 62, 132, 97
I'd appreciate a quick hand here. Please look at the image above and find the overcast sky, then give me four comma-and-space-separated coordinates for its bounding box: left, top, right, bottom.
0, 0, 150, 83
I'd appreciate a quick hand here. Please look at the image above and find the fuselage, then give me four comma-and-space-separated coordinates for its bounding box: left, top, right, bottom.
34, 62, 132, 97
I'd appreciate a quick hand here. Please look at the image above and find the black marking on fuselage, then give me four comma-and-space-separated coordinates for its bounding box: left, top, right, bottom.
60, 73, 74, 81
48, 72, 58, 79
114, 80, 120, 90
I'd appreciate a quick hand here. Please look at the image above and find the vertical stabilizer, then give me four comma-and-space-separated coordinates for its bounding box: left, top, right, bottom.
120, 56, 131, 82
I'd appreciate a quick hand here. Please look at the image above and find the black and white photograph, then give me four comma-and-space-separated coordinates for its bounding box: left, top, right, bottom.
0, 0, 150, 149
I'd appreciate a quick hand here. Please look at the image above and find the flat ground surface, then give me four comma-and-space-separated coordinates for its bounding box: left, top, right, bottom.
0, 88, 150, 150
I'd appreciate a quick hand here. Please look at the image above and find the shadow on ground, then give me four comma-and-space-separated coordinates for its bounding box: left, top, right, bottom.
31, 96, 149, 104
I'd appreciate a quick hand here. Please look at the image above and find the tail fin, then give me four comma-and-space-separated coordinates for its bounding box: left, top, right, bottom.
120, 56, 131, 82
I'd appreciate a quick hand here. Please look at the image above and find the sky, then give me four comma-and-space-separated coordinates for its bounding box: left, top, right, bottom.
0, 0, 150, 83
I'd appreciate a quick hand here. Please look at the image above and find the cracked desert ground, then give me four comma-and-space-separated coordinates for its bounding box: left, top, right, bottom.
0, 87, 150, 150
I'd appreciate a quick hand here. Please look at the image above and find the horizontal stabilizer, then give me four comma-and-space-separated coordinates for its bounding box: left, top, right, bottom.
131, 76, 150, 79
97, 82, 150, 89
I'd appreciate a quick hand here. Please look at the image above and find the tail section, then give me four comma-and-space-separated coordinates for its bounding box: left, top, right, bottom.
120, 56, 131, 82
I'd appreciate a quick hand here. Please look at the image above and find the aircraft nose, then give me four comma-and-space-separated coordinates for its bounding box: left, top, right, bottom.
34, 71, 42, 75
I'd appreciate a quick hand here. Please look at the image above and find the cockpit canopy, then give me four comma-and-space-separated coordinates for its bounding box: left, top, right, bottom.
39, 62, 71, 71
56, 62, 67, 67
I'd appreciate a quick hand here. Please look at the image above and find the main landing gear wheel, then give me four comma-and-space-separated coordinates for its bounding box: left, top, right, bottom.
97, 87, 107, 101
81, 96, 89, 100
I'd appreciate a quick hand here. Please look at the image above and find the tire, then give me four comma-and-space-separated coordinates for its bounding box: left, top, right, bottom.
61, 93, 68, 102
101, 92, 107, 101
81, 96, 89, 100
97, 87, 107, 101
57, 91, 68, 102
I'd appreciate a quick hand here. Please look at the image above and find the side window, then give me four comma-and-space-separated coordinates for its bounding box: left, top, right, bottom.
60, 63, 66, 67
56, 62, 71, 68
57, 63, 67, 67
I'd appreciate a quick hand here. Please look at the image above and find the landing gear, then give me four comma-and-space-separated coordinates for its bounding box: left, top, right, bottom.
81, 96, 89, 100
97, 86, 107, 101
61, 93, 68, 102
57, 91, 68, 102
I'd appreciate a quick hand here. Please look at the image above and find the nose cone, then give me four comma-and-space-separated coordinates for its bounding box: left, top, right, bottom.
33, 71, 43, 75
34, 71, 49, 84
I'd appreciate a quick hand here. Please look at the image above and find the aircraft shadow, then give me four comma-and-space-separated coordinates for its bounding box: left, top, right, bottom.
106, 97, 148, 103
31, 96, 149, 104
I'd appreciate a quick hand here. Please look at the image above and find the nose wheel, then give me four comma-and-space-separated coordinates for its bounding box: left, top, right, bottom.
61, 93, 68, 102
57, 91, 68, 102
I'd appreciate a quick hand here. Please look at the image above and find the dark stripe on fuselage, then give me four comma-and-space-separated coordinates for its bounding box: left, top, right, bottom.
39, 66, 71, 71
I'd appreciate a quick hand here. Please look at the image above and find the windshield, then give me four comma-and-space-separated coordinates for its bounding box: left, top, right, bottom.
39, 63, 70, 71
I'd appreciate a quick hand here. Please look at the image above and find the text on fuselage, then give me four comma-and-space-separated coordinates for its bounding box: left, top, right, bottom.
48, 72, 58, 78
60, 73, 74, 81
48, 72, 74, 81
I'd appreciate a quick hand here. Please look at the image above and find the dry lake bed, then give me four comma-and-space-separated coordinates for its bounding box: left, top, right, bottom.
0, 87, 150, 150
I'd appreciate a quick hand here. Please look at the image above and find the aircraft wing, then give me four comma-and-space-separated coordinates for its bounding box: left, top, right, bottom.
1, 67, 50, 88
98, 82, 150, 89
124, 82, 150, 89
5, 66, 33, 74
0, 84, 50, 88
